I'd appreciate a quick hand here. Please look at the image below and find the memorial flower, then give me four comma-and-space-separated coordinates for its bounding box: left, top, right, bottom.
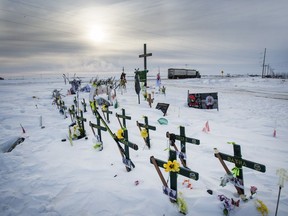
250, 186, 257, 199
255, 199, 268, 216
90, 101, 96, 112
163, 160, 180, 172
70, 124, 81, 139
143, 91, 147, 100
140, 128, 148, 139
177, 192, 188, 215
116, 128, 124, 139
102, 104, 107, 111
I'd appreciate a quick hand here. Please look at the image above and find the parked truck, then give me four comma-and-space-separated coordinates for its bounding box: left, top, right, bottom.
168, 68, 201, 79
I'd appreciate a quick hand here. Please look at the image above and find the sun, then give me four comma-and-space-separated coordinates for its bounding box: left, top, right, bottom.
88, 25, 106, 43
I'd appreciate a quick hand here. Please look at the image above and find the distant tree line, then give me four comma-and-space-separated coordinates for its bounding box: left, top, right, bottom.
264, 72, 288, 79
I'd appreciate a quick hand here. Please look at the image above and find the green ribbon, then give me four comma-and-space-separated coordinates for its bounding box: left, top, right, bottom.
232, 167, 240, 176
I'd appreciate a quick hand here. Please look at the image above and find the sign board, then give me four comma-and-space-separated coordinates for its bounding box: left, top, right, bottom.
187, 91, 218, 110
135, 70, 148, 83
216, 152, 266, 173
156, 103, 169, 116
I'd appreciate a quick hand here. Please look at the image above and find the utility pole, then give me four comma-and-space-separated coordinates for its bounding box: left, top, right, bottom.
262, 48, 266, 78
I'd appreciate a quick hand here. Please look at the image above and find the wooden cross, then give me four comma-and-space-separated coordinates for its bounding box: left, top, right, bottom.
73, 96, 78, 109
139, 43, 152, 71
166, 126, 200, 168
136, 116, 156, 149
59, 100, 67, 117
147, 93, 154, 108
150, 149, 199, 202
68, 105, 76, 122
76, 110, 86, 138
81, 98, 87, 112
89, 100, 97, 115
89, 108, 107, 143
102, 105, 112, 123
214, 144, 266, 195
93, 108, 138, 172
116, 109, 138, 169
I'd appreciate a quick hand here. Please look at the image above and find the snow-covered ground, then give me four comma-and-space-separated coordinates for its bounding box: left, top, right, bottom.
0, 76, 287, 216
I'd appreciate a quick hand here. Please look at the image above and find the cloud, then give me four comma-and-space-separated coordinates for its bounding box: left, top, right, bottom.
0, 0, 287, 77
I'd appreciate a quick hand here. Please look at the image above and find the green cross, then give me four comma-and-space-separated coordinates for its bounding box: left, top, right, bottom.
116, 109, 138, 169
150, 150, 199, 202
89, 108, 107, 143
136, 116, 156, 149
214, 144, 266, 195
166, 126, 200, 168
76, 110, 86, 138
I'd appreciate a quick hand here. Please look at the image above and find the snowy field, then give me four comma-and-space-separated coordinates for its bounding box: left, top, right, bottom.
0, 75, 288, 216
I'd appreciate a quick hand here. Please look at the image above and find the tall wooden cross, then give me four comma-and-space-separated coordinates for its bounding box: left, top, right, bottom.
136, 116, 156, 149
166, 126, 200, 168
214, 143, 266, 195
116, 109, 139, 170
150, 149, 199, 203
76, 110, 86, 138
139, 43, 152, 70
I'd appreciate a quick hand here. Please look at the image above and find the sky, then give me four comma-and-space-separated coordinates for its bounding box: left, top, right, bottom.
0, 0, 288, 78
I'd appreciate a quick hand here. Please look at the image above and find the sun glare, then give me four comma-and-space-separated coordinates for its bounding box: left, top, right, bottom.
88, 25, 107, 43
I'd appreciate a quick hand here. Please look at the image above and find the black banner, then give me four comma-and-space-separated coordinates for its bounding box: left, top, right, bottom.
187, 91, 218, 110
156, 103, 169, 116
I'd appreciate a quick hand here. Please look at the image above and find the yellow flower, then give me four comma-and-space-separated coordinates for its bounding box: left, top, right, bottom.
90, 101, 96, 112
163, 160, 180, 172
116, 128, 124, 139
102, 105, 107, 111
140, 128, 148, 139
177, 192, 188, 214
255, 199, 268, 216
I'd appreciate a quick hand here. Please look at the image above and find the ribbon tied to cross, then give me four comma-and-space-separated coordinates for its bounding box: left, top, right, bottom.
232, 167, 241, 177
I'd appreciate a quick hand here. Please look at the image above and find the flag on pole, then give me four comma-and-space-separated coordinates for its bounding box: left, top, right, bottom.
202, 121, 210, 133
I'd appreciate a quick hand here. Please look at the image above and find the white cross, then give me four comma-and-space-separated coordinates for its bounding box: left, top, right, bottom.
276, 168, 288, 188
